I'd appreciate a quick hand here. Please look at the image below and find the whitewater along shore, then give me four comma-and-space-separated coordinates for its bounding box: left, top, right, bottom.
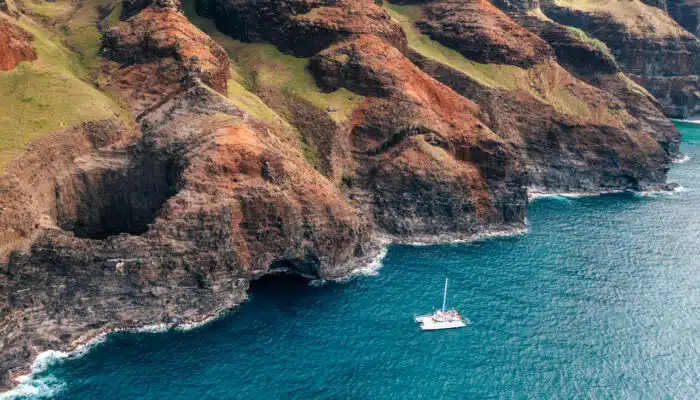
0, 0, 689, 391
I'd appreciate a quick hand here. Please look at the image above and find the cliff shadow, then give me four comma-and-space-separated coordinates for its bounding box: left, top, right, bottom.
54, 147, 183, 239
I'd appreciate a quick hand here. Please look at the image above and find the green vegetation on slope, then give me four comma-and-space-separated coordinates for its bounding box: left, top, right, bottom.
383, 3, 626, 124
383, 3, 526, 91
182, 0, 363, 124
225, 70, 291, 130
0, 15, 122, 169
19, 0, 122, 76
565, 26, 615, 60
20, 0, 73, 19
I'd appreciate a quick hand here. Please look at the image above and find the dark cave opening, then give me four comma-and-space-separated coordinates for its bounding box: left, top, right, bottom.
55, 152, 182, 239
266, 259, 320, 280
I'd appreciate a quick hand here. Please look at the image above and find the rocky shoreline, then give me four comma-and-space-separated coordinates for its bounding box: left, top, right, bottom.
0, 220, 528, 394
0, 0, 693, 392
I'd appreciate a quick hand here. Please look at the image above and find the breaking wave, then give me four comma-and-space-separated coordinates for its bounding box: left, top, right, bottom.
0, 375, 64, 400
673, 154, 691, 164
310, 243, 390, 287
637, 185, 688, 197
528, 190, 622, 201
0, 351, 75, 400
672, 118, 700, 125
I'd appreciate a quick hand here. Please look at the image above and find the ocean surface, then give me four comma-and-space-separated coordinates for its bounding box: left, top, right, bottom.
8, 121, 700, 399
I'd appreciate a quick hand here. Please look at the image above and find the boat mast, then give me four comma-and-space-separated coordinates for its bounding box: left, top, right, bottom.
442, 278, 448, 312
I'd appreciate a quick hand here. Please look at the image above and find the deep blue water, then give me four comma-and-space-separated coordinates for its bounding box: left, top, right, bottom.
8, 122, 700, 399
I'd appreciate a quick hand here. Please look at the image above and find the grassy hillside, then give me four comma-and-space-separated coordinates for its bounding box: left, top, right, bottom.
564, 26, 615, 60
383, 3, 627, 124
0, 14, 122, 169
182, 0, 364, 124
19, 0, 122, 76
383, 3, 528, 91
552, 0, 689, 37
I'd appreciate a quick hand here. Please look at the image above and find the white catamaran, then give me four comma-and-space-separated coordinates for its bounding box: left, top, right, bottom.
414, 278, 469, 330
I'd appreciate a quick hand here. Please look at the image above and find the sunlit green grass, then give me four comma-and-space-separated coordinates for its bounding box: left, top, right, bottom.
382, 3, 624, 123
0, 15, 121, 169
182, 0, 363, 123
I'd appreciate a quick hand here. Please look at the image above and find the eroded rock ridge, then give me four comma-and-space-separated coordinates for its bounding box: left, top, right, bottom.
0, 0, 689, 390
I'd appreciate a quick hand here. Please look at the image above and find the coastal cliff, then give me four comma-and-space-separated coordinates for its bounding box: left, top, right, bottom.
530, 0, 700, 119
0, 0, 689, 391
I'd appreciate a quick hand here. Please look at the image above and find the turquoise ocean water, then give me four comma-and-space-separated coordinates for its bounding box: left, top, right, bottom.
7, 122, 700, 399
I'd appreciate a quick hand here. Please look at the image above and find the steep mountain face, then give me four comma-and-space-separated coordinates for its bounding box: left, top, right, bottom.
483, 1, 680, 152
386, 0, 678, 191
413, 0, 554, 67
668, 0, 700, 37
196, 0, 528, 234
0, 2, 378, 389
535, 0, 700, 118
0, 0, 687, 391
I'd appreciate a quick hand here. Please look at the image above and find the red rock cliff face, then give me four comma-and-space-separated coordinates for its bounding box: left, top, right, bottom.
415, 0, 554, 67
389, 0, 678, 192
0, 19, 36, 71
102, 6, 230, 115
199, 0, 528, 234
310, 34, 527, 232
539, 0, 700, 118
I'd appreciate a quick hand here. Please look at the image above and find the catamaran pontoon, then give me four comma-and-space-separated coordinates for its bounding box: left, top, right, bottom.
414, 278, 469, 330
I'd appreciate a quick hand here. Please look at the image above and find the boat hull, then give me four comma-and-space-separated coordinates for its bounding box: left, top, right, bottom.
419, 320, 467, 331
415, 314, 468, 330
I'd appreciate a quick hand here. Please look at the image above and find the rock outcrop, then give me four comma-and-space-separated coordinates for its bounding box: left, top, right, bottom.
538, 0, 700, 118
310, 34, 527, 232
668, 0, 700, 37
0, 18, 36, 71
490, 6, 680, 153
102, 5, 230, 114
387, 0, 678, 192
198, 0, 408, 57
0, 2, 376, 389
415, 0, 554, 67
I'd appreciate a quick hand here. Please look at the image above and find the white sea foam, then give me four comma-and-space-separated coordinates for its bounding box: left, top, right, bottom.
336, 245, 389, 282
173, 314, 224, 332
2, 315, 227, 398
0, 374, 65, 400
671, 118, 700, 125
528, 187, 633, 201
397, 226, 527, 247
310, 239, 391, 286
637, 185, 688, 197
0, 350, 76, 400
528, 193, 574, 202
131, 323, 170, 334
672, 154, 691, 164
